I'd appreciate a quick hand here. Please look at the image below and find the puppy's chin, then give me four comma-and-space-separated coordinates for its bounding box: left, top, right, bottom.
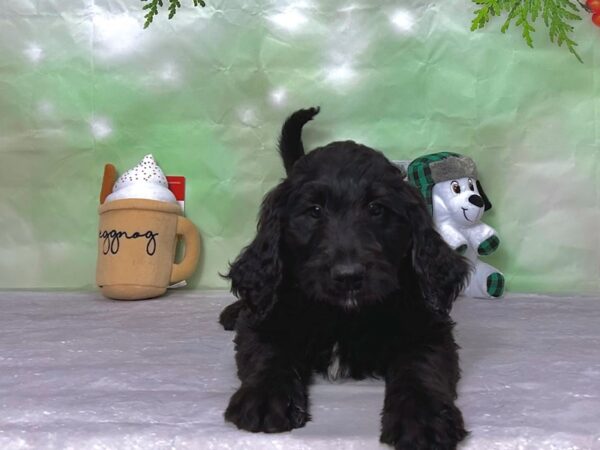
308, 286, 382, 311
342, 289, 359, 311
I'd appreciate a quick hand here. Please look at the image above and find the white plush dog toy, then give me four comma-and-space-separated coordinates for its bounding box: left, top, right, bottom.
407, 152, 504, 298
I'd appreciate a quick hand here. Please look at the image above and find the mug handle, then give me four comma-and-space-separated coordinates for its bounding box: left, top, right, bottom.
170, 216, 201, 284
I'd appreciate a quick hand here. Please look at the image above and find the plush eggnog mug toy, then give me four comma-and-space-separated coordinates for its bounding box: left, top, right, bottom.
96, 155, 201, 300
407, 152, 504, 298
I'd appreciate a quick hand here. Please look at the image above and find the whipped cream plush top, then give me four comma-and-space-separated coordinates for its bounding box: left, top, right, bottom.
105, 154, 177, 203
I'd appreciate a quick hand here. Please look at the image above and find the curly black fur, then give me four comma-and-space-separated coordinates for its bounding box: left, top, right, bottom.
220, 108, 470, 449
278, 106, 320, 174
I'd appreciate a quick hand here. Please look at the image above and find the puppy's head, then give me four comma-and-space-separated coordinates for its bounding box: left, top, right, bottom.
433, 177, 490, 225
227, 140, 469, 319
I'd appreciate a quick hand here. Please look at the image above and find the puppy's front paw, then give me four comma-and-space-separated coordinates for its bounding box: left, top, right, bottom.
219, 301, 243, 330
380, 397, 467, 450
225, 383, 309, 433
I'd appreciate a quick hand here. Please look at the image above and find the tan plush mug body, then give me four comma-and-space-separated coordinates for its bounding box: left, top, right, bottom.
96, 198, 200, 300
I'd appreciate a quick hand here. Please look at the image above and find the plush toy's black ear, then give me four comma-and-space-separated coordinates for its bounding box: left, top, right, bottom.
476, 180, 492, 211
225, 182, 288, 322
407, 191, 471, 314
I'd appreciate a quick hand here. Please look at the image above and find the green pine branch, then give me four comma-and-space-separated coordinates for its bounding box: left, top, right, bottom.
140, 1, 586, 62
471, 0, 584, 62
141, 0, 206, 29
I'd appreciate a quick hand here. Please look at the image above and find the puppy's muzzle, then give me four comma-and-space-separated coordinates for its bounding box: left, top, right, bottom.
331, 263, 365, 291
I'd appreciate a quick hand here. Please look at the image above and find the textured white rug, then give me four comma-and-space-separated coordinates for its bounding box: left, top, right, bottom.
0, 291, 598, 449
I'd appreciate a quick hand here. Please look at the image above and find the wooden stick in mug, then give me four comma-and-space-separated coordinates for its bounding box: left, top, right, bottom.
100, 164, 117, 204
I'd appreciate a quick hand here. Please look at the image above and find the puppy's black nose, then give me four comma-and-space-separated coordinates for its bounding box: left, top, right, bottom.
331, 263, 365, 290
468, 195, 484, 208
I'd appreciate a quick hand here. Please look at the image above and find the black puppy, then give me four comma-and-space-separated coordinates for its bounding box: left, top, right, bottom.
220, 107, 470, 449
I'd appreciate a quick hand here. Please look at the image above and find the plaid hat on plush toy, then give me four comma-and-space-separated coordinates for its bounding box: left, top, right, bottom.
406, 152, 490, 214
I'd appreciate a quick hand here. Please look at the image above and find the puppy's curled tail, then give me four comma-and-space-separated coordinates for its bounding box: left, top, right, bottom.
279, 106, 320, 174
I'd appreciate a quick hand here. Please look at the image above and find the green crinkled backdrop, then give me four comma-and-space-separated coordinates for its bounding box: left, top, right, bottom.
0, 0, 598, 293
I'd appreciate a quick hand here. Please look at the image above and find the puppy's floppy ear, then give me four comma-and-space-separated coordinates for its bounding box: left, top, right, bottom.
476, 180, 492, 211
407, 193, 470, 314
225, 182, 288, 321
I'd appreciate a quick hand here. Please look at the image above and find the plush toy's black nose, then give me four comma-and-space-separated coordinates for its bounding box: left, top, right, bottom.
468, 195, 484, 208
331, 263, 365, 290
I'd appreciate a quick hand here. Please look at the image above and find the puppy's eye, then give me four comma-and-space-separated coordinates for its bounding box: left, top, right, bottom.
468, 178, 475, 191
451, 181, 461, 194
308, 205, 322, 219
368, 202, 384, 217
